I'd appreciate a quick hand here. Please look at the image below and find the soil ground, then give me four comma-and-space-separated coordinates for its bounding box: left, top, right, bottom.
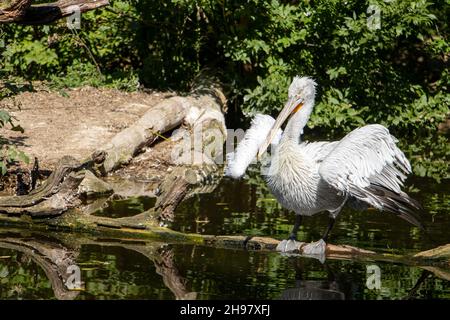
0, 86, 172, 170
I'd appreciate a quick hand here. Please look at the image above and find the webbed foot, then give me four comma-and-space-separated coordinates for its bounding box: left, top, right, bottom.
300, 239, 327, 263
276, 239, 301, 253
301, 239, 327, 255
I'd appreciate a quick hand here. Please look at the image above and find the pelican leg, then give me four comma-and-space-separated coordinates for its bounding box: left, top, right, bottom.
288, 215, 303, 240
277, 215, 303, 252
321, 217, 335, 242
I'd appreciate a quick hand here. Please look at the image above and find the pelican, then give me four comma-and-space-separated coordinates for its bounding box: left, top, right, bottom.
225, 76, 422, 254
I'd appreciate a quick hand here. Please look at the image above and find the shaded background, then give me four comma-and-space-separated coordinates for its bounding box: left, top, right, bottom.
1, 0, 449, 180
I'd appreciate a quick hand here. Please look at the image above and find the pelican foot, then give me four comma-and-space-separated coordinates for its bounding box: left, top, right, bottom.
301, 239, 327, 255
276, 239, 301, 253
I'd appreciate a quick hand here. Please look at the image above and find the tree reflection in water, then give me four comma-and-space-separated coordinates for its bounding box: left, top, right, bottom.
0, 230, 195, 300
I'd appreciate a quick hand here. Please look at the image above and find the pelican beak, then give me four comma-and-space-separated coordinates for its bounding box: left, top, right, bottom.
257, 97, 304, 159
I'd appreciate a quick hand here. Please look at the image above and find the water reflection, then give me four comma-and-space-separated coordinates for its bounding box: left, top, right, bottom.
0, 229, 449, 299
0, 230, 196, 300
0, 237, 79, 300
280, 261, 356, 300
0, 170, 448, 300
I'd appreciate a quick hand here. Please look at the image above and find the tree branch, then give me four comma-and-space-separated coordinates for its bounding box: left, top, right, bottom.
0, 0, 109, 25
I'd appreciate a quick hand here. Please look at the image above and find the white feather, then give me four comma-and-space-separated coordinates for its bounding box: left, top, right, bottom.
229, 76, 419, 233
225, 114, 282, 179
318, 124, 411, 209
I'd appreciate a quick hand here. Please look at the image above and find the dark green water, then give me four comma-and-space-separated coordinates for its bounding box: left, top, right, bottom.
0, 170, 449, 300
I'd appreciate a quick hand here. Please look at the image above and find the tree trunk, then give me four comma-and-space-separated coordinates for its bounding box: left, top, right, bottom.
0, 77, 227, 224
0, 0, 109, 24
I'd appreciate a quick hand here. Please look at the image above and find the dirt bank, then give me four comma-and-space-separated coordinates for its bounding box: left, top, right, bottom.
0, 86, 172, 170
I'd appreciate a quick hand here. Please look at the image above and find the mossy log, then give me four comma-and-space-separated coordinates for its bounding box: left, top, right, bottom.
1, 219, 449, 297
1, 210, 449, 271
0, 0, 109, 24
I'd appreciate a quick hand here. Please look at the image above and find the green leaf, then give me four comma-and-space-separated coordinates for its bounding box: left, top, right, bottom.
0, 161, 6, 175
17, 150, 30, 164
329, 97, 339, 105
0, 110, 11, 127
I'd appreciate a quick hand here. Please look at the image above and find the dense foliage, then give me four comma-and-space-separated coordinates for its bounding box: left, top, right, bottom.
0, 0, 449, 179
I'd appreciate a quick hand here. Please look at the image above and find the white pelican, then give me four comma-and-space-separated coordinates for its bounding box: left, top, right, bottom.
225, 76, 422, 254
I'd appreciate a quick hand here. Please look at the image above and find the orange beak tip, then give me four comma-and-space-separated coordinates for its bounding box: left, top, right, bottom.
292, 102, 304, 114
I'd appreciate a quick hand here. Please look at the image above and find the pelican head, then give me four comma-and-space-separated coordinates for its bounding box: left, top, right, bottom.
257, 76, 317, 158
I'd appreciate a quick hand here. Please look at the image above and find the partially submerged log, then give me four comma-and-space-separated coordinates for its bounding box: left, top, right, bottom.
0, 0, 109, 25
1, 208, 449, 271
154, 164, 221, 222
1, 219, 449, 297
3, 227, 448, 300
0, 78, 227, 227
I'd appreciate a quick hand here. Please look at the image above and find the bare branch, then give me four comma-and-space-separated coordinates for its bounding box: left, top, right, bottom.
0, 0, 109, 25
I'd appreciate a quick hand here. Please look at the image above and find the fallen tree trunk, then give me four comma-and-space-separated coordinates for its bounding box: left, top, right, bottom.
0, 0, 109, 24
0, 156, 88, 216
1, 220, 450, 302
98, 84, 226, 173
0, 77, 227, 224
0, 210, 449, 270
99, 98, 187, 173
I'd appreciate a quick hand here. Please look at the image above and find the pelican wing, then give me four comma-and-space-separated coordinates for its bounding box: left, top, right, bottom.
225, 114, 282, 179
300, 141, 338, 163
319, 124, 422, 227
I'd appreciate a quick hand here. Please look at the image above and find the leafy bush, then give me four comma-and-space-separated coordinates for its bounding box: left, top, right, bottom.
0, 0, 448, 179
